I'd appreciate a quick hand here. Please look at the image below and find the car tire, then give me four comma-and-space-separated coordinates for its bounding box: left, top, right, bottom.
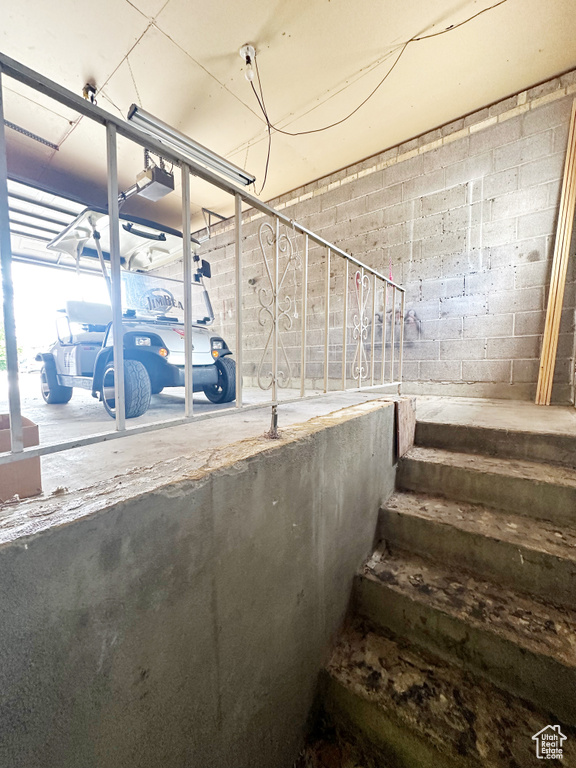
40, 364, 73, 404
102, 359, 151, 419
203, 357, 236, 404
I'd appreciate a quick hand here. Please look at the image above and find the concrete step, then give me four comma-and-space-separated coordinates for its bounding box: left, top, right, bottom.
397, 446, 576, 525
355, 549, 576, 726
379, 491, 576, 610
416, 421, 576, 469
322, 620, 576, 768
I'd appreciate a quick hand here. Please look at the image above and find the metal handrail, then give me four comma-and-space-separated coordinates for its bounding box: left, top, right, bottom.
0, 51, 405, 468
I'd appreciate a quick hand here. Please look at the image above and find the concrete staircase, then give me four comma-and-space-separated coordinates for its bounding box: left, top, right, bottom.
316, 419, 576, 767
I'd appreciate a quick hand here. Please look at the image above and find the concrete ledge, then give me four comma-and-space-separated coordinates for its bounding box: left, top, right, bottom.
379, 493, 576, 610
0, 399, 396, 768
356, 565, 576, 726
416, 421, 576, 468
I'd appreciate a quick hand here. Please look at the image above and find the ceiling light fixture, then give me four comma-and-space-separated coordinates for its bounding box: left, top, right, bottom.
127, 105, 256, 187
239, 44, 256, 82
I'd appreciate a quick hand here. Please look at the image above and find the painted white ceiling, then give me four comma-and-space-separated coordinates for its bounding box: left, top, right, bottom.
1, 0, 576, 230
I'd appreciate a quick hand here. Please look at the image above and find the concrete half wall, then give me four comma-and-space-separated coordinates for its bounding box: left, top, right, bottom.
0, 400, 395, 768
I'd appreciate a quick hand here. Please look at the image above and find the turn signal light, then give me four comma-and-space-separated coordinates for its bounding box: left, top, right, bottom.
212, 349, 219, 358
159, 348, 169, 357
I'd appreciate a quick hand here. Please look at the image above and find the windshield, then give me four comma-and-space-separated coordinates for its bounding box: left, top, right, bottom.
122, 271, 212, 325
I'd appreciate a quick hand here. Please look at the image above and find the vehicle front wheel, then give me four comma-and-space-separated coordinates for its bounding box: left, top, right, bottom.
102, 359, 151, 419
203, 357, 236, 404
40, 365, 73, 404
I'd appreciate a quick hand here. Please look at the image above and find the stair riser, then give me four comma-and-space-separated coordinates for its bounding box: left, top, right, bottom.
322, 673, 470, 768
355, 574, 576, 727
416, 422, 576, 469
398, 458, 576, 526
379, 508, 576, 610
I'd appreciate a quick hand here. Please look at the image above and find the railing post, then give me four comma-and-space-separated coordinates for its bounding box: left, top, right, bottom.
106, 122, 126, 431
235, 194, 243, 407
370, 273, 376, 386
342, 259, 348, 390
358, 266, 364, 389
0, 69, 23, 452
398, 289, 405, 388
272, 217, 279, 402
300, 234, 308, 398
182, 164, 194, 418
324, 248, 331, 393
381, 281, 388, 385
389, 286, 396, 383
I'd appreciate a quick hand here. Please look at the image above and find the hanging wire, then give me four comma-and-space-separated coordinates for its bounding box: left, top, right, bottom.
248, 0, 508, 191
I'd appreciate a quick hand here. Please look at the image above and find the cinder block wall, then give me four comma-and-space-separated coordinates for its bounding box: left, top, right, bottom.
169, 70, 576, 402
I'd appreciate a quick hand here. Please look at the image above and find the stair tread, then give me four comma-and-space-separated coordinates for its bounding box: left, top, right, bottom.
327, 620, 576, 766
362, 548, 576, 668
403, 445, 576, 488
385, 490, 576, 562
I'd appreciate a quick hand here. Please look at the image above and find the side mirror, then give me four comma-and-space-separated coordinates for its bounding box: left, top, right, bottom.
201, 259, 211, 279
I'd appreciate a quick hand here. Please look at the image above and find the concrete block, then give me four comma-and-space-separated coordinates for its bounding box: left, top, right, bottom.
421, 141, 470, 174
513, 310, 545, 336
401, 361, 419, 380
365, 183, 403, 212
465, 268, 514, 295
347, 170, 384, 201
404, 256, 443, 282
490, 186, 550, 221
419, 360, 462, 380
464, 107, 490, 127
482, 218, 517, 247
553, 122, 570, 154
402, 340, 440, 360
493, 131, 554, 171
420, 184, 467, 217
443, 204, 481, 233
412, 213, 443, 241
462, 359, 512, 381
382, 155, 424, 186
483, 168, 518, 199
378, 222, 405, 247
512, 358, 539, 383
469, 118, 522, 155
489, 287, 543, 314
320, 184, 352, 211
514, 261, 551, 290
488, 94, 520, 117
335, 195, 367, 223
383, 200, 417, 227
421, 231, 466, 258
445, 152, 493, 186
489, 236, 549, 269
440, 295, 487, 318
486, 334, 541, 360
443, 249, 489, 276
522, 98, 573, 136
462, 313, 513, 339
419, 277, 464, 302
517, 208, 557, 239
402, 169, 445, 200
419, 318, 463, 340
519, 153, 565, 187
440, 338, 485, 360
441, 117, 465, 137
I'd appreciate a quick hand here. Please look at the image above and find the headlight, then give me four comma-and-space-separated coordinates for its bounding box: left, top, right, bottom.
212, 340, 223, 349
135, 336, 151, 346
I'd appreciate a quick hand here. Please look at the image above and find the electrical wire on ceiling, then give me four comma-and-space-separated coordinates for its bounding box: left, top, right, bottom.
247, 0, 508, 193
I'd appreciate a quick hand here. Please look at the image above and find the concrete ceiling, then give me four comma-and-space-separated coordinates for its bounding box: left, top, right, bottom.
2, 0, 576, 230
